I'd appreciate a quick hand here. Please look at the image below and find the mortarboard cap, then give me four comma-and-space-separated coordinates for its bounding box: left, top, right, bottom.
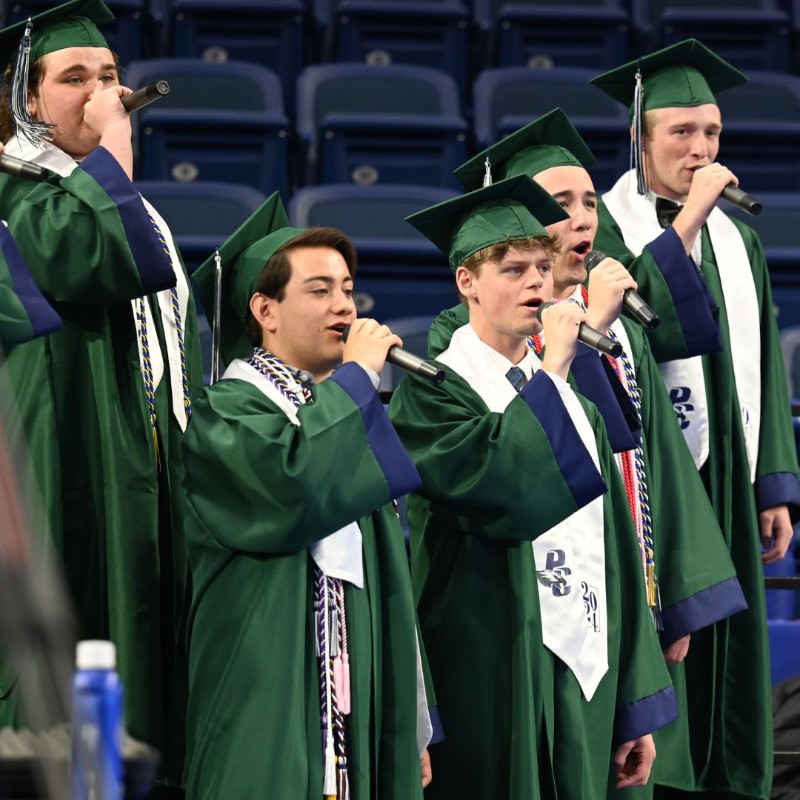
192, 192, 306, 367
455, 108, 596, 192
591, 38, 747, 114
406, 174, 568, 271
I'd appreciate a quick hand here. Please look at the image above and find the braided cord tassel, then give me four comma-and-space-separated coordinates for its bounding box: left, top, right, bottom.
607, 329, 662, 629
136, 297, 160, 467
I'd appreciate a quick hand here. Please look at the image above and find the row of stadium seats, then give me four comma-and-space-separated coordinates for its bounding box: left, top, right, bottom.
4, 0, 800, 95
124, 59, 800, 197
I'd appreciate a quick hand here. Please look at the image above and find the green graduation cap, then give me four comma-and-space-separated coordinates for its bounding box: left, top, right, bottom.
454, 108, 596, 192
0, 0, 115, 146
591, 38, 747, 114
192, 192, 307, 373
406, 174, 569, 271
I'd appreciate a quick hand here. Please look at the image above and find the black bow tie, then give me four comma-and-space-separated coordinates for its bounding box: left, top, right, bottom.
655, 197, 682, 229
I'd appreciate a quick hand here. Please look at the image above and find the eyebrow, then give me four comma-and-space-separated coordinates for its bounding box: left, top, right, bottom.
552, 190, 598, 200
302, 275, 353, 285
55, 63, 118, 76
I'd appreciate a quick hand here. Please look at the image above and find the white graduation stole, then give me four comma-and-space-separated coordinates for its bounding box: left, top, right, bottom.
603, 170, 761, 481
223, 359, 364, 587
5, 134, 192, 432
438, 325, 608, 700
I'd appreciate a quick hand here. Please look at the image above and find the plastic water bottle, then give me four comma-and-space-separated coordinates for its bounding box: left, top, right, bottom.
70, 640, 124, 800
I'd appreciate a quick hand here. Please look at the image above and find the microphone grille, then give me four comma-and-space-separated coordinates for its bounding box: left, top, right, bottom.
583, 250, 606, 272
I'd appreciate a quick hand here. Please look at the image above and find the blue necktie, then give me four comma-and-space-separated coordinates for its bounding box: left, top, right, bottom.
506, 366, 528, 393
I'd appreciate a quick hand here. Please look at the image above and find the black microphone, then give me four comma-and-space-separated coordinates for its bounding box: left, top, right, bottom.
121, 80, 170, 113
584, 250, 660, 330
721, 184, 762, 216
341, 324, 445, 384
0, 153, 45, 181
536, 301, 623, 358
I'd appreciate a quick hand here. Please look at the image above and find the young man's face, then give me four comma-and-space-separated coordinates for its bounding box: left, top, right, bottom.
536, 165, 598, 296
260, 246, 356, 379
642, 103, 722, 201
457, 243, 553, 358
28, 46, 120, 159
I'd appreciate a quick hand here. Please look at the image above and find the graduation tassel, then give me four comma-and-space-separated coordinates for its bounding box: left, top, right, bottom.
632, 66, 646, 196
482, 156, 493, 188
10, 19, 54, 147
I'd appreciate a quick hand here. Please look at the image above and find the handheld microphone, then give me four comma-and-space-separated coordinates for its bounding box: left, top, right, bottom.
341, 324, 445, 384
721, 184, 762, 216
584, 250, 660, 330
121, 81, 170, 113
0, 153, 45, 182
536, 301, 623, 358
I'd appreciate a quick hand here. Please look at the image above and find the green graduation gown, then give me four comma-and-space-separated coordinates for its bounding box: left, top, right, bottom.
0, 144, 203, 785
389, 347, 677, 800
183, 361, 427, 800
598, 170, 800, 799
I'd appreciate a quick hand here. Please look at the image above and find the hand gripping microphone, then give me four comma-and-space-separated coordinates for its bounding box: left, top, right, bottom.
536, 301, 622, 358
121, 81, 170, 113
584, 250, 660, 330
341, 324, 445, 384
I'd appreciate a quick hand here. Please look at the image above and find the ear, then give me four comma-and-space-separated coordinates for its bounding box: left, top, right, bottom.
27, 91, 37, 119
249, 292, 278, 340
455, 265, 477, 300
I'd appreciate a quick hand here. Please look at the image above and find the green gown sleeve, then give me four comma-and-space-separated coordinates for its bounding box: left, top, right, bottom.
389, 366, 607, 540
0, 146, 176, 306
184, 365, 420, 554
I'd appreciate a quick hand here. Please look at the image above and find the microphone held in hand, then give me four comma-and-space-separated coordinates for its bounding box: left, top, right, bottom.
721, 184, 762, 216
121, 81, 170, 113
536, 301, 623, 358
341, 324, 445, 384
0, 153, 45, 182
584, 250, 660, 330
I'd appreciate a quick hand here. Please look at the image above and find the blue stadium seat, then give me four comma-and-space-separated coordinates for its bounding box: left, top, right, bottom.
296, 63, 469, 189
724, 193, 800, 270
630, 0, 791, 72
170, 0, 309, 111
288, 183, 456, 270
7, 0, 147, 64
780, 329, 800, 399
125, 59, 290, 196
768, 620, 800, 684
135, 180, 268, 275
288, 182, 456, 322
315, 0, 470, 94
473, 66, 629, 193
473, 0, 631, 71
715, 72, 800, 194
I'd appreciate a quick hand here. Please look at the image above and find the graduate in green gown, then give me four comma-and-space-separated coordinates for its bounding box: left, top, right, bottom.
589, 40, 800, 800
184, 193, 435, 799
0, 3, 203, 790
389, 176, 678, 800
